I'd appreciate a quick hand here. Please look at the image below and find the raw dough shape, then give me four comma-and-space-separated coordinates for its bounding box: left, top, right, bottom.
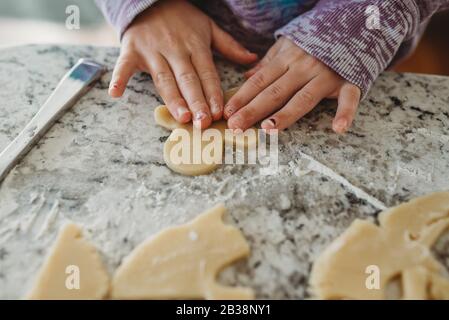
111, 204, 254, 299
310, 191, 449, 300
27, 223, 110, 300
154, 87, 257, 175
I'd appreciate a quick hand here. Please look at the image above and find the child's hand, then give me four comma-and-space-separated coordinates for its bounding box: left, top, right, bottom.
109, 0, 257, 129
224, 37, 361, 134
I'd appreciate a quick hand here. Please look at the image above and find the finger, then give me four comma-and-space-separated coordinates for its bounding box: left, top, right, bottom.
146, 53, 191, 123
244, 40, 283, 78
211, 21, 258, 65
169, 54, 212, 129
244, 63, 262, 79
260, 38, 283, 64
191, 50, 223, 121
224, 58, 288, 119
261, 74, 335, 131
332, 83, 361, 134
227, 67, 311, 130
109, 51, 136, 98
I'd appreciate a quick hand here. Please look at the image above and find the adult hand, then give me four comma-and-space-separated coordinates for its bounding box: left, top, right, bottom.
109, 0, 258, 129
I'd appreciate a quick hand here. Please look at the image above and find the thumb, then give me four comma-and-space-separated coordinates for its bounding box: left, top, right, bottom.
211, 22, 258, 65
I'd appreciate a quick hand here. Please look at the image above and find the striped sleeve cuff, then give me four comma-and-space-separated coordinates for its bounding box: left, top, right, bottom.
95, 0, 160, 39
274, 0, 421, 98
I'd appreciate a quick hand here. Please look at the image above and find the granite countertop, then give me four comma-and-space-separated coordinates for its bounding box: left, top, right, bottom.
0, 45, 448, 299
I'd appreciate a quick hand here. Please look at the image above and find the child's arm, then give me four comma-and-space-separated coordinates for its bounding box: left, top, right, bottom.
274, 0, 449, 99
95, 0, 257, 129
224, 0, 449, 134
95, 0, 160, 38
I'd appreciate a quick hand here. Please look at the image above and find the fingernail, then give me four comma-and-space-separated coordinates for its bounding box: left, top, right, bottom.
176, 107, 189, 119
334, 119, 348, 133
109, 82, 119, 92
246, 50, 257, 57
210, 97, 222, 116
224, 106, 234, 119
193, 111, 207, 128
194, 111, 207, 121
261, 118, 276, 129
108, 83, 119, 97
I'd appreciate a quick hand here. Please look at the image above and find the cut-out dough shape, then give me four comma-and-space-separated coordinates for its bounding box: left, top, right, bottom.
310, 191, 449, 300
154, 87, 257, 176
111, 204, 254, 299
27, 223, 110, 299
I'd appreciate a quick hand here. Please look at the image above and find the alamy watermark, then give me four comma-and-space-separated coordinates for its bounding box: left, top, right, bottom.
365, 5, 380, 30
365, 265, 380, 290
65, 5, 80, 30
65, 264, 80, 290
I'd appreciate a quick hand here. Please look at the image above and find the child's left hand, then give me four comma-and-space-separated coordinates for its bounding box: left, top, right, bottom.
224, 37, 361, 134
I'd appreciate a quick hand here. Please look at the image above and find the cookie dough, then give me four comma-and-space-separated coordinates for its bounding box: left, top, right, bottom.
27, 223, 110, 299
154, 87, 257, 176
310, 191, 449, 299
111, 204, 254, 299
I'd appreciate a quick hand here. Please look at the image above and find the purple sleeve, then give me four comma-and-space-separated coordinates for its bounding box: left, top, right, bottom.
275, 0, 449, 98
95, 0, 159, 38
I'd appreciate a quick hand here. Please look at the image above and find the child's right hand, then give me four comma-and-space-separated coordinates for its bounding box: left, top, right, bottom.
109, 0, 258, 129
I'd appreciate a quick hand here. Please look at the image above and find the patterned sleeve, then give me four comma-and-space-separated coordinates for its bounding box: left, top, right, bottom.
275, 0, 449, 98
95, 0, 160, 38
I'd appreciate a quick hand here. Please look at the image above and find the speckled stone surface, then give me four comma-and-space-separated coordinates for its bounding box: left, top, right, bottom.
0, 45, 448, 299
